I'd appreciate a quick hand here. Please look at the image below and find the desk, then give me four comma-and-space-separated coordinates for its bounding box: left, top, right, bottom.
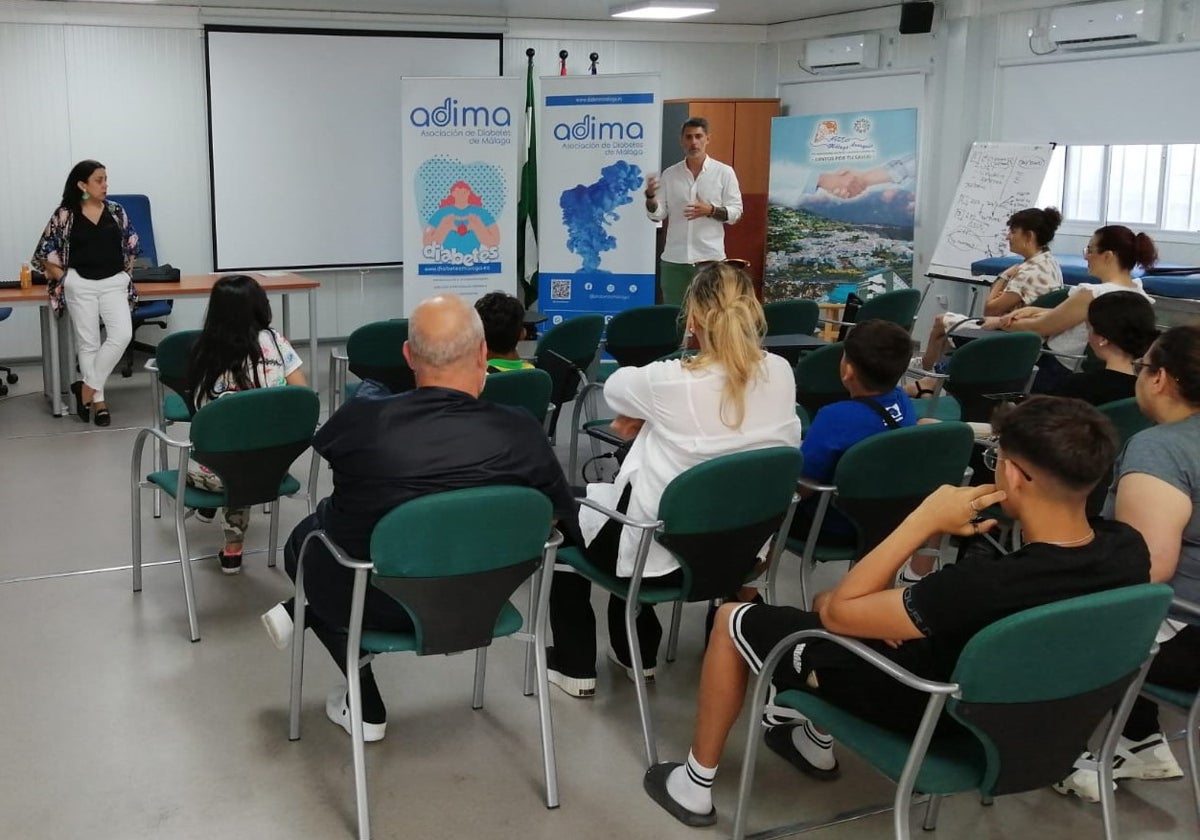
925, 271, 994, 318
762, 332, 827, 366
0, 273, 319, 416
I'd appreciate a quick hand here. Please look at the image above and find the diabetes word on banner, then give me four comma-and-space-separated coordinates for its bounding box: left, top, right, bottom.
401, 76, 523, 315
538, 73, 662, 328
766, 109, 917, 305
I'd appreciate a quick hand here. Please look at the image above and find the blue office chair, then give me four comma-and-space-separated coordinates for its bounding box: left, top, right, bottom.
0, 307, 18, 396
111, 194, 173, 377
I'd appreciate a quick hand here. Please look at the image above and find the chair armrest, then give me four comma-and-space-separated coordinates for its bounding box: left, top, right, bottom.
761, 627, 960, 697
133, 426, 190, 452
330, 348, 348, 362
796, 477, 837, 495
298, 528, 373, 571
1170, 597, 1200, 622
144, 359, 160, 374
576, 496, 662, 532
907, 366, 948, 381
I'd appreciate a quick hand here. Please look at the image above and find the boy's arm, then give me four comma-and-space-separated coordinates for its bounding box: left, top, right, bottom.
818, 484, 1006, 640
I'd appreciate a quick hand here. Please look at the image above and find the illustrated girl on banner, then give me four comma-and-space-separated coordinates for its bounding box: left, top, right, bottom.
423, 180, 501, 253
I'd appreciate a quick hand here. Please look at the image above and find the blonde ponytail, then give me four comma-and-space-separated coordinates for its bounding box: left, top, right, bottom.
681, 263, 766, 429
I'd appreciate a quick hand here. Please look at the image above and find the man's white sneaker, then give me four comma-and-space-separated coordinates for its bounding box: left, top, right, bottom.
607, 648, 656, 683
325, 687, 386, 742
261, 602, 293, 651
1053, 734, 1183, 802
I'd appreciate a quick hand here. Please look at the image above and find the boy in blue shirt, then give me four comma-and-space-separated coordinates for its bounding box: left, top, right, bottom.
793, 319, 917, 542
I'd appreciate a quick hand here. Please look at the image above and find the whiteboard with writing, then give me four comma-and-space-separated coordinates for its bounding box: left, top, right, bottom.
929, 142, 1055, 276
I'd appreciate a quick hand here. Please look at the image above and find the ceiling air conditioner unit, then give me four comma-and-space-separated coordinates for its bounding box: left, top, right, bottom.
1049, 0, 1163, 51
804, 33, 881, 74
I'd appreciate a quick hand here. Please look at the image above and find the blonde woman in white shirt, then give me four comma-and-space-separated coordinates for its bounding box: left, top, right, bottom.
547, 263, 802, 698
990, 224, 1157, 392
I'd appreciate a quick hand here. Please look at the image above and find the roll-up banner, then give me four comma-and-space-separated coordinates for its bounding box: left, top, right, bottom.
537, 73, 662, 328
401, 76, 524, 314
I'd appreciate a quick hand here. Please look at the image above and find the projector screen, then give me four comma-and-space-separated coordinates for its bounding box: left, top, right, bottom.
205, 26, 503, 271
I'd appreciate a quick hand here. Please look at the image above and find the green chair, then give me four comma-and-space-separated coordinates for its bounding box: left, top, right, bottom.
329, 319, 412, 412
1097, 396, 1153, 443
1031, 287, 1070, 309
793, 342, 849, 421
828, 288, 922, 340
764, 299, 820, 338
732, 583, 1173, 840
287, 487, 563, 840
566, 305, 683, 481
480, 367, 554, 429
130, 386, 320, 641
1139, 597, 1200, 827
533, 313, 605, 443
145, 329, 200, 518
785, 423, 975, 609
911, 332, 1043, 423
558, 447, 801, 766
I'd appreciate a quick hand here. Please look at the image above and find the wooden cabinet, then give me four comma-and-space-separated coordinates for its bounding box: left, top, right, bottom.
660, 98, 780, 299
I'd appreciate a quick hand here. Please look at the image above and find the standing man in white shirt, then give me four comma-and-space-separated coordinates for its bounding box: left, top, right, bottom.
645, 117, 744, 305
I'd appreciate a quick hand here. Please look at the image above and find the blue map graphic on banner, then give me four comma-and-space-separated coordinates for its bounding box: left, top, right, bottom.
559, 160, 643, 272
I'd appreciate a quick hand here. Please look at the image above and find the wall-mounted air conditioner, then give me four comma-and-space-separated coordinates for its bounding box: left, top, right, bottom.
1048, 0, 1163, 51
803, 33, 881, 74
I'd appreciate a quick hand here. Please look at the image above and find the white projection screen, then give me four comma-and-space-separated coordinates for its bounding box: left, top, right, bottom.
205, 27, 502, 270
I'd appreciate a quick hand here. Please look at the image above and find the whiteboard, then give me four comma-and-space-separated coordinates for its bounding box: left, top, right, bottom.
929, 142, 1055, 276
205, 27, 502, 271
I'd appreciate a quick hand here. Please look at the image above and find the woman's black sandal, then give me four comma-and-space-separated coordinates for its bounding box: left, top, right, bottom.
69, 380, 90, 421
93, 405, 111, 427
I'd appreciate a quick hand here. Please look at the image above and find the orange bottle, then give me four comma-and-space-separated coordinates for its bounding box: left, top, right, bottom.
19, 262, 32, 289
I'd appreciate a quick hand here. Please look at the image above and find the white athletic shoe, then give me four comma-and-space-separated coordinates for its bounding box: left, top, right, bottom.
1053, 733, 1183, 802
325, 686, 386, 742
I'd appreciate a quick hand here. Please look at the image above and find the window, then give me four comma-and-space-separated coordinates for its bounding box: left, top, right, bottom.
1037, 144, 1200, 236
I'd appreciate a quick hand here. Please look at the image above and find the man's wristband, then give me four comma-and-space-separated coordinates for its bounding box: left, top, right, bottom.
710, 205, 728, 222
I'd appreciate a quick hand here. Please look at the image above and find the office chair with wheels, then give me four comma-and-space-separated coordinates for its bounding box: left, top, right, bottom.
111, 194, 172, 378
0, 307, 17, 396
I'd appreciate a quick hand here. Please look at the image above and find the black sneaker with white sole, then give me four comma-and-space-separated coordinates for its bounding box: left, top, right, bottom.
218, 550, 243, 575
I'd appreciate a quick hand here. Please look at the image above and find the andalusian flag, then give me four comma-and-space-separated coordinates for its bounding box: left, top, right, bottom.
516, 51, 539, 306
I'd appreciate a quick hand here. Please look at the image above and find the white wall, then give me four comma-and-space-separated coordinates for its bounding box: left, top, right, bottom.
0, 1, 769, 359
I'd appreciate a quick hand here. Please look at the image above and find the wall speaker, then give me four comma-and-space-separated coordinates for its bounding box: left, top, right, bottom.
899, 2, 935, 34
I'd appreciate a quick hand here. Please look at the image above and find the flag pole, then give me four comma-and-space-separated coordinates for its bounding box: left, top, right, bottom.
589, 52, 599, 75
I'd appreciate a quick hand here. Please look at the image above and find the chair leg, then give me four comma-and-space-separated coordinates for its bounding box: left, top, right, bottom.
922, 794, 942, 830
288, 588, 307, 741
625, 600, 658, 767
347, 638, 371, 840
267, 500, 280, 568
152, 435, 163, 519
472, 647, 488, 710
523, 577, 538, 697
1187, 697, 1200, 826
175, 508, 200, 642
665, 601, 683, 663
131, 480, 143, 593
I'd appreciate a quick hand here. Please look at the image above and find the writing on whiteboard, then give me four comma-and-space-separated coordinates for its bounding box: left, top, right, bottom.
930, 143, 1054, 274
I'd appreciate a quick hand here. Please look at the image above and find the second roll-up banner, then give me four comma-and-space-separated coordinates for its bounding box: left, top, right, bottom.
401, 76, 524, 314
538, 73, 662, 327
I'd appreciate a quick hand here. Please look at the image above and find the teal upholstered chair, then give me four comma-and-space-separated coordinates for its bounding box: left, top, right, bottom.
793, 341, 849, 421
784, 423, 975, 609
1096, 397, 1153, 443
481, 367, 554, 429
826, 288, 922, 341
287, 486, 562, 840
1139, 597, 1200, 827
731, 584, 1173, 840
558, 447, 801, 767
130, 386, 320, 641
533, 314, 605, 443
911, 332, 1043, 423
329, 319, 412, 411
145, 329, 200, 518
764, 298, 820, 338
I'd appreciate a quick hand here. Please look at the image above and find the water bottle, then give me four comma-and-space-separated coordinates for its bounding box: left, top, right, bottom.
19, 262, 32, 289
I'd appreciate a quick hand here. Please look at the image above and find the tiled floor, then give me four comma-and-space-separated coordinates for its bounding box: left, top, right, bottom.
0, 354, 1194, 839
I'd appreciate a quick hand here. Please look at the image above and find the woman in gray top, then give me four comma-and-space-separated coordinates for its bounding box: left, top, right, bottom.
1057, 324, 1200, 802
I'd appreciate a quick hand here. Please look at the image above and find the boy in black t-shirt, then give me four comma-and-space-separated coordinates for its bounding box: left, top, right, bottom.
644, 396, 1150, 827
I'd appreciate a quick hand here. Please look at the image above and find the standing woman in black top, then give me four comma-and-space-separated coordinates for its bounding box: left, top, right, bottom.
31, 160, 140, 426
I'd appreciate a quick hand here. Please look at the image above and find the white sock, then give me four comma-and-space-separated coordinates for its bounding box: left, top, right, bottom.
793, 719, 837, 771
666, 750, 716, 815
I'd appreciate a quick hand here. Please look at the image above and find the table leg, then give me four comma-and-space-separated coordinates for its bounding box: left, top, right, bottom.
47, 306, 66, 417
307, 288, 319, 394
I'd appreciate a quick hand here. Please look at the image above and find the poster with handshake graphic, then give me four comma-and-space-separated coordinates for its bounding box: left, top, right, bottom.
537, 73, 661, 328
765, 108, 918, 304
401, 76, 523, 314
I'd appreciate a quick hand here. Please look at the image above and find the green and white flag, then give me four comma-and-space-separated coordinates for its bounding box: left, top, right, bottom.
517, 51, 539, 306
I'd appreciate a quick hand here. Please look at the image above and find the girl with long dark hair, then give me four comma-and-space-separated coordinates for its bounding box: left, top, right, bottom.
186, 274, 307, 574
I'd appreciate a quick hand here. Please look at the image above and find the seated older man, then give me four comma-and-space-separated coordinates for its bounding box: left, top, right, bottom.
262, 294, 576, 742
644, 396, 1150, 827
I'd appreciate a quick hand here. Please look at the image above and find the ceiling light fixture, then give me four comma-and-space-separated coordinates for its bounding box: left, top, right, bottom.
610, 1, 719, 22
